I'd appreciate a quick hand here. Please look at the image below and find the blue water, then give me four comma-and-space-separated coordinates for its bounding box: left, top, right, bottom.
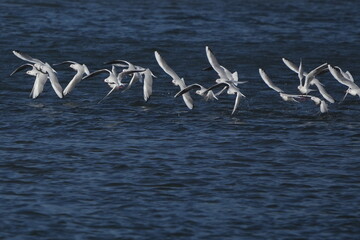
1, 0, 360, 239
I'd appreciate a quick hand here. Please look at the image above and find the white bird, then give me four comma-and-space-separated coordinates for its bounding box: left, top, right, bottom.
205, 46, 247, 97
282, 58, 333, 103
53, 61, 90, 96
328, 64, 360, 101
204, 81, 245, 115
104, 60, 149, 91
12, 50, 63, 98
174, 83, 218, 101
308, 95, 329, 113
83, 67, 144, 102
10, 63, 48, 99
154, 51, 193, 109
105, 60, 155, 102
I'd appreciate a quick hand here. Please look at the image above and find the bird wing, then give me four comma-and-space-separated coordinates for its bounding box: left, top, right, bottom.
222, 66, 234, 81
174, 84, 201, 98
205, 46, 228, 80
154, 51, 181, 81
205, 82, 229, 94
123, 72, 141, 91
258, 68, 283, 93
82, 69, 111, 80
298, 60, 304, 86
143, 69, 153, 102
98, 86, 118, 103
42, 63, 63, 98
304, 63, 328, 88
13, 50, 44, 64
63, 72, 83, 96
344, 71, 354, 82
52, 61, 76, 66
231, 92, 242, 115
215, 86, 228, 96
83, 64, 90, 76
282, 58, 299, 73
328, 65, 359, 89
10, 63, 33, 76
311, 79, 335, 103
30, 73, 48, 99
320, 101, 328, 113
182, 93, 194, 110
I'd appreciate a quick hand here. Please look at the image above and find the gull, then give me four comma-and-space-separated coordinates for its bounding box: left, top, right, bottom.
282, 58, 333, 103
104, 60, 155, 102
205, 46, 246, 84
10, 63, 48, 99
259, 68, 328, 113
202, 64, 239, 83
308, 95, 329, 113
174, 83, 218, 101
83, 66, 144, 102
53, 61, 90, 96
104, 60, 149, 91
12, 50, 63, 98
204, 81, 246, 115
205, 46, 247, 97
154, 51, 193, 109
328, 64, 360, 101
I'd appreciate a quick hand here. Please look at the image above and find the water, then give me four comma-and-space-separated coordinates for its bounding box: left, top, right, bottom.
1, 0, 360, 239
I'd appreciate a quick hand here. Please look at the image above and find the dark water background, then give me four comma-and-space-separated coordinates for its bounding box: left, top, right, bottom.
1, 0, 360, 239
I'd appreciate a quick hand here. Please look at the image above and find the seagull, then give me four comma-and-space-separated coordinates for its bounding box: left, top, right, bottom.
104, 60, 149, 91
259, 68, 328, 113
328, 64, 360, 101
204, 81, 245, 115
282, 58, 333, 103
83, 66, 144, 102
10, 63, 48, 99
12, 50, 63, 98
205, 46, 247, 97
154, 51, 193, 109
308, 95, 329, 113
174, 83, 218, 101
104, 60, 155, 102
53, 61, 90, 96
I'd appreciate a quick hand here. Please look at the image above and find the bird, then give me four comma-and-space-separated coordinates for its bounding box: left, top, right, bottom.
204, 80, 246, 115
104, 60, 155, 102
53, 61, 90, 96
154, 51, 193, 109
104, 60, 148, 90
10, 63, 48, 99
12, 50, 63, 98
328, 64, 360, 101
83, 66, 144, 102
282, 58, 333, 103
205, 46, 247, 97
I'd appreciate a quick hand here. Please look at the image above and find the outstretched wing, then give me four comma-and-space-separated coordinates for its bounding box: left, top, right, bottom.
259, 68, 283, 93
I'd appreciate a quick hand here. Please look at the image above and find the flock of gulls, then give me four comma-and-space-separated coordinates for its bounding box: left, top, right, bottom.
11, 46, 359, 115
